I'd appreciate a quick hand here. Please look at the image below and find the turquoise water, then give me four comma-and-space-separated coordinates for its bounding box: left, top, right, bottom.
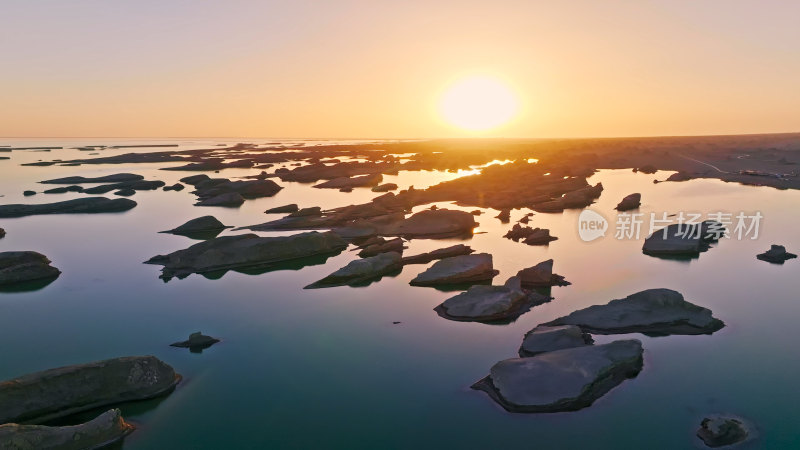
1, 139, 799, 449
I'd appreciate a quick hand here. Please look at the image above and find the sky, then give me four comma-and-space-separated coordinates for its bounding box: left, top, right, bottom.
1, 0, 799, 139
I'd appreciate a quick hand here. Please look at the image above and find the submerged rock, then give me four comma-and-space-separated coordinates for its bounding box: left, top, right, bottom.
160, 216, 232, 239
0, 251, 61, 286
642, 221, 723, 256
39, 173, 144, 184
0, 356, 180, 424
170, 332, 220, 351
23, 190, 36, 196
0, 228, 4, 239
545, 288, 724, 336
265, 203, 299, 214
472, 340, 644, 413
756, 245, 797, 264
519, 325, 593, 356
410, 253, 498, 286
145, 231, 348, 281
0, 197, 137, 218
435, 276, 549, 322
305, 252, 402, 288
696, 415, 752, 448
401, 244, 474, 265
194, 192, 245, 207
516, 259, 570, 287
0, 409, 134, 450
615, 193, 641, 211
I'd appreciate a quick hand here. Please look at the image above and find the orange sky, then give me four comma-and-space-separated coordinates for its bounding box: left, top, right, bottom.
1, 1, 799, 138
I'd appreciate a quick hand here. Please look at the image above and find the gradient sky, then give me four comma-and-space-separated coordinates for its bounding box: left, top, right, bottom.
2, 0, 799, 138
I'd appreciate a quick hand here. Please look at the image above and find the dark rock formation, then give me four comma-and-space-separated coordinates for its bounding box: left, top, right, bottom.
170, 332, 220, 351
39, 173, 144, 184
179, 174, 211, 185
265, 204, 299, 214
665, 171, 693, 182
401, 244, 474, 265
472, 340, 644, 413
163, 183, 185, 191
145, 231, 348, 281
23, 190, 36, 196
114, 188, 136, 197
371, 183, 398, 192
696, 415, 751, 448
0, 409, 134, 450
516, 259, 570, 287
194, 192, 245, 207
82, 180, 165, 194
0, 197, 137, 218
192, 179, 282, 201
504, 225, 558, 245
642, 221, 723, 257
381, 209, 477, 238
545, 288, 725, 336
434, 276, 550, 322
0, 252, 61, 287
160, 216, 232, 239
518, 325, 593, 357
313, 173, 383, 189
0, 356, 180, 424
43, 185, 84, 194
615, 193, 641, 211
495, 209, 511, 222
410, 253, 498, 286
358, 237, 404, 257
305, 252, 403, 288
756, 245, 797, 264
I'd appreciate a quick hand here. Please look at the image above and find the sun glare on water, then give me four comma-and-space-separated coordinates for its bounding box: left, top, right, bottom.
439, 76, 519, 132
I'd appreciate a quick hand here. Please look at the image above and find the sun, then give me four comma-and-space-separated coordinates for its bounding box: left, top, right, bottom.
438, 76, 519, 132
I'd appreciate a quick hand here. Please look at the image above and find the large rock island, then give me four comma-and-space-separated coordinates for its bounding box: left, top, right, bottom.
472, 340, 644, 413
544, 288, 724, 336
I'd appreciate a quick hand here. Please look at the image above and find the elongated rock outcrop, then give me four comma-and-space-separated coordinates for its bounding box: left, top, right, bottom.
544, 288, 724, 335
0, 409, 134, 450
0, 197, 137, 218
0, 356, 180, 424
39, 173, 144, 184
146, 231, 348, 280
471, 340, 644, 413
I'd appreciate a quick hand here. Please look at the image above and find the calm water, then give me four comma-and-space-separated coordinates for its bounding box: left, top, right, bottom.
1, 139, 799, 449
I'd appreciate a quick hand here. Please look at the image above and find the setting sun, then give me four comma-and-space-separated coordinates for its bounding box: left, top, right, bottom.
439, 76, 519, 132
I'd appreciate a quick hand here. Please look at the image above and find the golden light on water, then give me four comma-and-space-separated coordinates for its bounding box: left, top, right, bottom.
438, 76, 519, 132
